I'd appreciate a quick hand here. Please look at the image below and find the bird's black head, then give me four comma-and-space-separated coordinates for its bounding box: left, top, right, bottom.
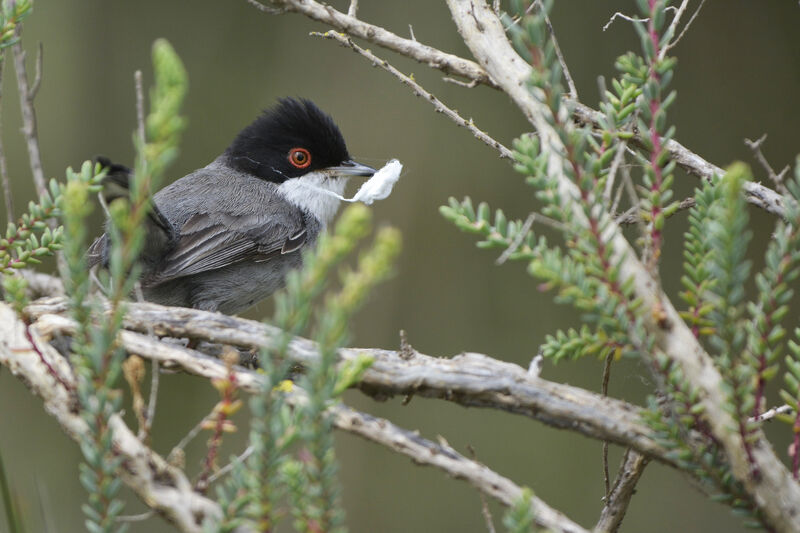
225, 98, 372, 183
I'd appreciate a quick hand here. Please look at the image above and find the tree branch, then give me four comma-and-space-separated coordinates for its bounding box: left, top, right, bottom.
11, 32, 46, 199
0, 303, 223, 533
25, 295, 679, 467
248, 0, 498, 88
311, 30, 513, 160
11, 302, 589, 533
445, 1, 800, 530
594, 450, 649, 533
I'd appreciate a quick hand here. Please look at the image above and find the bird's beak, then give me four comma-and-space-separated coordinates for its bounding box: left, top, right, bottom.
327, 159, 376, 177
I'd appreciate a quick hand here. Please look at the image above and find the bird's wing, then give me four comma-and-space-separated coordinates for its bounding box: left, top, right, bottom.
150, 211, 308, 283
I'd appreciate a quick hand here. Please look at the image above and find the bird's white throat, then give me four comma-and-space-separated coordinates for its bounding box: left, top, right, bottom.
277, 171, 348, 225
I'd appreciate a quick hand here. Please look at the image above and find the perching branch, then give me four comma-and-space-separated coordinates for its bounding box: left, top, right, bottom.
8, 301, 589, 533
24, 295, 678, 467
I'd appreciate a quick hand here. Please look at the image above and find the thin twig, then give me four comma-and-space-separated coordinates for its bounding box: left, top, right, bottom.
601, 352, 614, 498
169, 416, 208, 463
30, 42, 43, 97
442, 76, 479, 88
750, 404, 794, 424
496, 213, 534, 265
134, 282, 159, 442
347, 0, 358, 18
116, 511, 155, 523
11, 31, 46, 199
543, 12, 577, 98
594, 449, 649, 533
207, 445, 254, 485
658, 0, 690, 60
661, 0, 707, 59
602, 6, 677, 32
244, 0, 285, 14
0, 58, 12, 224
745, 134, 790, 196
616, 196, 695, 226
135, 70, 146, 147
603, 140, 627, 206
468, 444, 497, 533
312, 30, 513, 160
602, 12, 648, 31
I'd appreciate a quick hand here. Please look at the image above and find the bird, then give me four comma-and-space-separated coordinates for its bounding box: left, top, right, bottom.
88, 97, 376, 314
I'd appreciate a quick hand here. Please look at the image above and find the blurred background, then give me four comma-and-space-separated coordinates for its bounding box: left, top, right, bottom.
1, 1, 799, 531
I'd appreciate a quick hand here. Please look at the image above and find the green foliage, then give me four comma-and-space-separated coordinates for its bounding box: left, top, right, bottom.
746, 158, 800, 414
61, 39, 188, 533
0, 449, 25, 533
215, 204, 400, 532
0, 168, 105, 273
679, 181, 721, 338
706, 165, 757, 439
502, 489, 539, 533
0, 0, 31, 51
614, 0, 679, 270
540, 325, 629, 363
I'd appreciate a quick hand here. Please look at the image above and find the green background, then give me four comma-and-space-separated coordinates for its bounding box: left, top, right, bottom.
1, 1, 799, 532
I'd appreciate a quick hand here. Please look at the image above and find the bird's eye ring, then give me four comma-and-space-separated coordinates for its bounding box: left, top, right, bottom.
288, 147, 311, 169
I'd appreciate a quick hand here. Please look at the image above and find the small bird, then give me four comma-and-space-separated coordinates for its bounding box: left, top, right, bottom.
88, 97, 376, 314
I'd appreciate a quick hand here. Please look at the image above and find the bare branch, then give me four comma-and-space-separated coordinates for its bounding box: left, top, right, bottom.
347, 0, 358, 18
30, 42, 43, 97
11, 31, 46, 199
312, 30, 513, 160
661, 0, 707, 58
594, 450, 649, 533
751, 404, 794, 424
247, 0, 498, 88
602, 12, 648, 32
542, 12, 577, 98
745, 134, 790, 196
658, 0, 690, 60
135, 70, 146, 147
0, 57, 12, 224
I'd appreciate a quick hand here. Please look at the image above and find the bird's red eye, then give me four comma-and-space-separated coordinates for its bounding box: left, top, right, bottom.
288, 147, 311, 169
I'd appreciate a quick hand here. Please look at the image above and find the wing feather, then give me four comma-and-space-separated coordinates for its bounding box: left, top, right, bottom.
151, 210, 307, 283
